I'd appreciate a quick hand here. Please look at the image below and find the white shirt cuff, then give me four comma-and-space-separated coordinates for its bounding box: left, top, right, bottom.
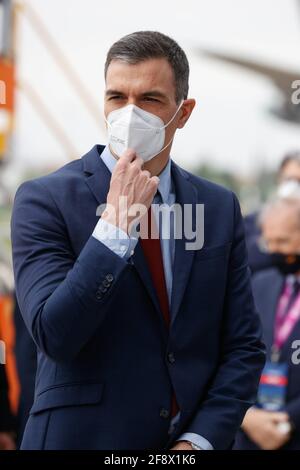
178, 432, 214, 450
92, 218, 138, 260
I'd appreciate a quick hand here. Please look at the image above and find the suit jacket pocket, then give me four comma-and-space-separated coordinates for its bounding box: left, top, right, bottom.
30, 382, 104, 415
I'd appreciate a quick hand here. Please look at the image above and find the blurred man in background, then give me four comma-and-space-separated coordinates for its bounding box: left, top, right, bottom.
0, 364, 16, 450
245, 151, 300, 274
235, 196, 300, 450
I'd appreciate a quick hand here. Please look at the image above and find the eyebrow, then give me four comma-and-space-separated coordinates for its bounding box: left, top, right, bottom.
105, 89, 168, 99
141, 90, 167, 99
105, 89, 125, 96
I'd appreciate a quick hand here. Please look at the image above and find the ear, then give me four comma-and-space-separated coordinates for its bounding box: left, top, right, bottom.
177, 99, 196, 129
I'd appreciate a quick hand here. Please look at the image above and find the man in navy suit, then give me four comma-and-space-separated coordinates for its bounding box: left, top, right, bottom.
235, 196, 300, 450
11, 31, 265, 450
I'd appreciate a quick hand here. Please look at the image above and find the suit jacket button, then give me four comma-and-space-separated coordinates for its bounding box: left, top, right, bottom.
100, 285, 108, 293
96, 292, 103, 300
160, 408, 170, 419
106, 274, 114, 282
167, 352, 175, 364
103, 279, 110, 288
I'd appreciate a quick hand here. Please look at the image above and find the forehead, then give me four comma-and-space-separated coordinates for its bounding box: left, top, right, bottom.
263, 205, 300, 234
105, 58, 176, 97
281, 160, 300, 176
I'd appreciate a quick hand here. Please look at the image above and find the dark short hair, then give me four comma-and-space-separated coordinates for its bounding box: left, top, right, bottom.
104, 31, 189, 103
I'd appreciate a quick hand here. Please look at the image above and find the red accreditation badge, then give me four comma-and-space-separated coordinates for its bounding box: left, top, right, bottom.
256, 361, 288, 411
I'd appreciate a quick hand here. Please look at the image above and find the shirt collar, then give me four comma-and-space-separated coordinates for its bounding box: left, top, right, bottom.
100, 145, 172, 203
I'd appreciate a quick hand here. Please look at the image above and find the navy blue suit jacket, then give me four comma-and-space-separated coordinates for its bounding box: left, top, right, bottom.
14, 294, 36, 445
11, 145, 265, 450
234, 269, 300, 450
244, 212, 272, 274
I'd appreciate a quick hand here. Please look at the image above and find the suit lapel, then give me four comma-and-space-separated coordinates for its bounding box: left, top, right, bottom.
263, 273, 284, 357
170, 162, 198, 325
132, 162, 199, 331
82, 145, 111, 206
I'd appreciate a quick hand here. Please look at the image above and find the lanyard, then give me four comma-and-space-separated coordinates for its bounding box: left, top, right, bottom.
272, 282, 300, 361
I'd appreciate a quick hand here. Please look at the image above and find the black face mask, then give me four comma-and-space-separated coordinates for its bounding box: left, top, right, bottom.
270, 253, 300, 275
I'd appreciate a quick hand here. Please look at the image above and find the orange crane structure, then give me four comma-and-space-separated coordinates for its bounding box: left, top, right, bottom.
0, 0, 15, 163
1, 0, 104, 164
0, 0, 104, 415
0, 0, 19, 415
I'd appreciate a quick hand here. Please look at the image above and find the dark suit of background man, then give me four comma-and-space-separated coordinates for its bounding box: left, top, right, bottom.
235, 196, 300, 450
11, 31, 265, 450
0, 364, 16, 450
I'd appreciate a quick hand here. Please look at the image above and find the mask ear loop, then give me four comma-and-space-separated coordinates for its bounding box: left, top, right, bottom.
147, 99, 185, 159
146, 102, 185, 159
146, 133, 175, 161
104, 100, 185, 131
159, 99, 185, 130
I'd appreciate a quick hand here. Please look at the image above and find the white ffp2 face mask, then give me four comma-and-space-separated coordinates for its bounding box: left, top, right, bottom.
105, 101, 184, 162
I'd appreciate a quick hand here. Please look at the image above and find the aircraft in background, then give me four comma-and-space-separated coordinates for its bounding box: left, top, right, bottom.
197, 1, 300, 124
198, 49, 300, 124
